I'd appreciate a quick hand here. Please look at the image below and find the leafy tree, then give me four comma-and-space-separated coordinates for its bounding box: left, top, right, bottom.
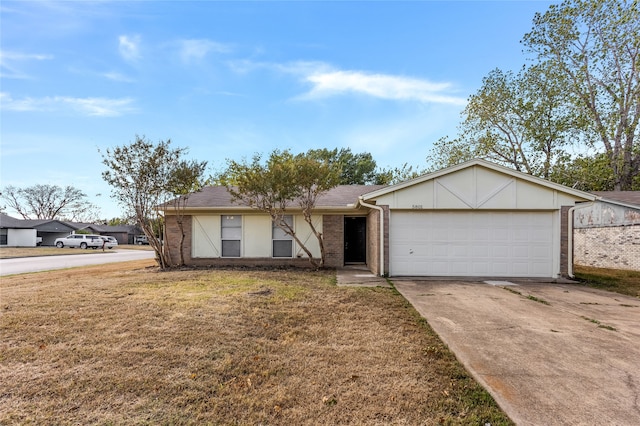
427, 136, 475, 171
0, 184, 99, 220
306, 147, 426, 185
375, 163, 426, 184
549, 152, 623, 191
522, 0, 640, 190
220, 149, 339, 269
107, 217, 135, 226
306, 148, 379, 184
428, 65, 573, 178
166, 159, 209, 266
100, 135, 204, 269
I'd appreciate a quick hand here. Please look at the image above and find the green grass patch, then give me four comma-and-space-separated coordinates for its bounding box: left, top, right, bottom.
581, 316, 617, 331
574, 265, 640, 298
526, 295, 550, 305
503, 287, 549, 305
502, 287, 522, 295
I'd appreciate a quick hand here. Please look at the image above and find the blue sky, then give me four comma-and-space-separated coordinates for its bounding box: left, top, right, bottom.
1, 1, 554, 219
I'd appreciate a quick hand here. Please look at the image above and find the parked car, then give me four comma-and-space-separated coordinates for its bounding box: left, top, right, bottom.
100, 236, 118, 249
135, 235, 149, 245
54, 234, 104, 249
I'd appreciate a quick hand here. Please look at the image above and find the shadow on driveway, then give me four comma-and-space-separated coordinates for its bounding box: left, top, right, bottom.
393, 279, 640, 426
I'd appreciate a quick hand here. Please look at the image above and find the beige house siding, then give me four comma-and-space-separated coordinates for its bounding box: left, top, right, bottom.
165, 213, 326, 268
574, 225, 640, 271
371, 165, 583, 211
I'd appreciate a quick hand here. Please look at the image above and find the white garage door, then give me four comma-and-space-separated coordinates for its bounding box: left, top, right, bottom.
390, 211, 554, 277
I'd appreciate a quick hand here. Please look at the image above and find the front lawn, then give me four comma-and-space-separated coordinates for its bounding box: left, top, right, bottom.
0, 260, 512, 425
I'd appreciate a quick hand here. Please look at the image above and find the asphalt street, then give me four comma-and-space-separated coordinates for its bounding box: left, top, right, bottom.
0, 249, 156, 276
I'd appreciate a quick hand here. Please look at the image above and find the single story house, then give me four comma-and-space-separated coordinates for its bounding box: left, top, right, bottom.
23, 219, 77, 246
69, 223, 140, 245
163, 159, 597, 279
0, 213, 39, 246
573, 191, 640, 271
0, 214, 140, 246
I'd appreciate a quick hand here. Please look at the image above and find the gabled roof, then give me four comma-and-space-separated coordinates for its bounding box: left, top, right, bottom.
591, 191, 640, 209
22, 219, 76, 233
361, 159, 597, 202
0, 214, 137, 233
0, 213, 34, 229
173, 185, 387, 210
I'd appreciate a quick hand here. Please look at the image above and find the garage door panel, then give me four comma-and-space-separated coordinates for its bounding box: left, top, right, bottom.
390, 211, 554, 277
472, 262, 489, 275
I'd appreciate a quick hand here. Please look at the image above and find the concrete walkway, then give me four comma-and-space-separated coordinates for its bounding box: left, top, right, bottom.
336, 266, 391, 287
393, 279, 640, 426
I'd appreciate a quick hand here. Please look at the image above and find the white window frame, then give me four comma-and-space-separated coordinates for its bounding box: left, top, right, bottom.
221, 215, 242, 257
272, 215, 293, 258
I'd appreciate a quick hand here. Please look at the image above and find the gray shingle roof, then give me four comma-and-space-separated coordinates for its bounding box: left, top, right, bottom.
592, 191, 640, 208
177, 185, 387, 209
0, 214, 136, 233
0, 213, 33, 229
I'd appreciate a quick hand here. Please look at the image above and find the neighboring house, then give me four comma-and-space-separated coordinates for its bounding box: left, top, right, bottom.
0, 214, 140, 246
24, 219, 77, 246
573, 191, 640, 272
0, 213, 38, 247
69, 223, 139, 244
163, 159, 596, 279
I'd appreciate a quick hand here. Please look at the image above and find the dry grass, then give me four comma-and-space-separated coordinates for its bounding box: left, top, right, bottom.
574, 265, 640, 298
0, 247, 104, 259
0, 245, 153, 259
0, 261, 512, 425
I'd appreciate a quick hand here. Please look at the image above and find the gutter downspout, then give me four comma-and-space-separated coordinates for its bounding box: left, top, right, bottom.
358, 197, 385, 276
567, 201, 596, 278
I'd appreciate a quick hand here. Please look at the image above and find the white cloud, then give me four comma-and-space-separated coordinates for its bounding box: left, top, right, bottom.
303, 70, 466, 105
0, 92, 136, 116
0, 51, 53, 79
118, 35, 141, 62
63, 97, 136, 116
178, 39, 231, 63
230, 60, 466, 105
102, 71, 135, 83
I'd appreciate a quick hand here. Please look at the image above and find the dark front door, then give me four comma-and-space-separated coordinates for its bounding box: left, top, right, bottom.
344, 217, 366, 263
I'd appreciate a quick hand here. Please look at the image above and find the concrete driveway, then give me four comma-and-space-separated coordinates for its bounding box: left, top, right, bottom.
393, 279, 640, 426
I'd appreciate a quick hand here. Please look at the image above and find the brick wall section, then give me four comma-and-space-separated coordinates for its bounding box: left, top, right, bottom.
164, 215, 193, 266
322, 215, 343, 268
574, 225, 640, 271
560, 206, 570, 277
366, 209, 379, 275
365, 206, 389, 276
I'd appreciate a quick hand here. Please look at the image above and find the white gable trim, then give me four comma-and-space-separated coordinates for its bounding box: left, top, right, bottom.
362, 159, 597, 202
